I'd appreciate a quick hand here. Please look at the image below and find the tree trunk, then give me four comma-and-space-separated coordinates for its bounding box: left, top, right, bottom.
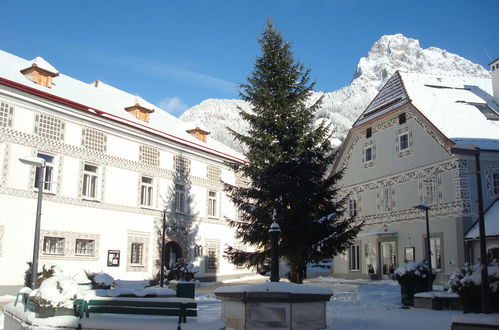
288, 258, 306, 284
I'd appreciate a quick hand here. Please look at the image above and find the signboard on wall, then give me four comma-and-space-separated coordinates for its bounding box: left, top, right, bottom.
107, 250, 120, 267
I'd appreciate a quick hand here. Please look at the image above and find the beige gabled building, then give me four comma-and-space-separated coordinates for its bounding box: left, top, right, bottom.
331, 68, 499, 283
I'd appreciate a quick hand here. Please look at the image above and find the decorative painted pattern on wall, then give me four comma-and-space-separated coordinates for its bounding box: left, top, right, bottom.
485, 166, 499, 198
0, 224, 4, 256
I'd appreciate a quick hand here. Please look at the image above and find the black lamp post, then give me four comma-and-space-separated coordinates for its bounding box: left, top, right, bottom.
451, 144, 489, 313
19, 156, 46, 289
413, 204, 433, 292
160, 209, 168, 287
269, 209, 281, 283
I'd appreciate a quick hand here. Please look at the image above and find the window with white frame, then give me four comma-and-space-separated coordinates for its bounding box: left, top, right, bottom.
0, 101, 13, 128
43, 236, 65, 255
82, 164, 98, 199
130, 243, 144, 265
139, 145, 159, 166
424, 235, 442, 271
34, 153, 54, 192
399, 133, 409, 151
35, 113, 64, 141
82, 128, 107, 153
349, 244, 360, 271
208, 190, 217, 217
423, 178, 437, 204
140, 176, 154, 207
493, 173, 499, 195
75, 239, 95, 256
175, 184, 186, 213
348, 197, 357, 217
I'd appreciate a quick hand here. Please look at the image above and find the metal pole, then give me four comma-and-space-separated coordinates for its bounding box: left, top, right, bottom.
424, 208, 432, 292
160, 210, 167, 287
269, 210, 281, 282
31, 166, 44, 289
474, 150, 490, 313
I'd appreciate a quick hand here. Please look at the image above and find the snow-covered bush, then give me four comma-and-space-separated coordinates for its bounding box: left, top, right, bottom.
32, 275, 81, 309
167, 259, 199, 281
394, 261, 435, 285
24, 263, 62, 289
447, 261, 499, 310
85, 271, 114, 289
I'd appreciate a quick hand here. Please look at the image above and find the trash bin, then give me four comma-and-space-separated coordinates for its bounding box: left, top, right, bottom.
176, 281, 195, 298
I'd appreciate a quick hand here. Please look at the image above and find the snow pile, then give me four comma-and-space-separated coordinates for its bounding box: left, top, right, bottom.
180, 34, 489, 151
448, 261, 499, 294
31, 275, 81, 309
90, 271, 114, 288
394, 261, 434, 285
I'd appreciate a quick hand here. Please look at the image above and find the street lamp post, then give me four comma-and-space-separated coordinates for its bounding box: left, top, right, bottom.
160, 209, 168, 287
269, 209, 281, 283
413, 204, 433, 292
19, 156, 46, 289
451, 144, 489, 313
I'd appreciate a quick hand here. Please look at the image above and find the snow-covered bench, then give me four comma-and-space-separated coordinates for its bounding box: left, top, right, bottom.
74, 296, 197, 328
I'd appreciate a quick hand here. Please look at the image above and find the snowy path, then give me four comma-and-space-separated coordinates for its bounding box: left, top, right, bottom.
1, 279, 462, 329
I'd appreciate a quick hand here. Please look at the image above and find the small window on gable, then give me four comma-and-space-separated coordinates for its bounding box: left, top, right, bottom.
366, 127, 372, 139
139, 145, 159, 166
399, 113, 406, 124
125, 103, 154, 122
20, 57, 59, 88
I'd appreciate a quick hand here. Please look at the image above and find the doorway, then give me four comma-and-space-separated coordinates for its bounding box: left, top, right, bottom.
380, 241, 396, 278
164, 241, 182, 269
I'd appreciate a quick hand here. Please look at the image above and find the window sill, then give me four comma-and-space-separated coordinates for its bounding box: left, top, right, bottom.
82, 198, 100, 202
140, 205, 158, 211
75, 254, 95, 257
349, 269, 361, 272
208, 216, 219, 219
130, 264, 144, 267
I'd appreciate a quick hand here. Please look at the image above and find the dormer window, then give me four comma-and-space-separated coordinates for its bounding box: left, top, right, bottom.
20, 57, 59, 88
186, 125, 210, 142
124, 103, 154, 122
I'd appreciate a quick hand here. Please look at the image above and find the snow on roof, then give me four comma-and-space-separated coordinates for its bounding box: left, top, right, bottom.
28, 56, 59, 75
465, 199, 499, 239
398, 72, 499, 147
0, 50, 244, 162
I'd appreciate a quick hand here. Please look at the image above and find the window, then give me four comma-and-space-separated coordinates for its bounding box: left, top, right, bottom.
207, 165, 221, 181
140, 176, 154, 207
399, 133, 409, 151
0, 102, 13, 128
205, 240, 220, 272
348, 198, 357, 217
130, 243, 144, 265
43, 236, 64, 255
82, 164, 98, 199
82, 128, 106, 153
493, 173, 499, 195
174, 155, 190, 175
75, 239, 95, 256
139, 145, 159, 166
349, 244, 360, 271
366, 127, 372, 139
424, 236, 442, 271
175, 184, 186, 213
423, 178, 437, 204
379, 186, 393, 212
399, 113, 406, 124
208, 191, 217, 217
34, 153, 54, 192
365, 147, 373, 162
35, 113, 64, 141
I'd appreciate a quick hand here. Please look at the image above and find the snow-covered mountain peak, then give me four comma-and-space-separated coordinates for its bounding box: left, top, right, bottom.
180, 34, 490, 152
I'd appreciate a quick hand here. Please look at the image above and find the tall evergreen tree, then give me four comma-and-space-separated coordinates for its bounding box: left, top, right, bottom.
224, 22, 362, 284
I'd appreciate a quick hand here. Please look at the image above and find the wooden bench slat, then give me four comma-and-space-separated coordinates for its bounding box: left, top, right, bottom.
87, 306, 197, 317
85, 300, 197, 309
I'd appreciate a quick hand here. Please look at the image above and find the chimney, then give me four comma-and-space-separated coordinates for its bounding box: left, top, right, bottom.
490, 58, 499, 105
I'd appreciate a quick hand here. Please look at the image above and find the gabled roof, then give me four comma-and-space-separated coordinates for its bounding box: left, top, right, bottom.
465, 199, 499, 239
354, 71, 499, 150
0, 50, 245, 163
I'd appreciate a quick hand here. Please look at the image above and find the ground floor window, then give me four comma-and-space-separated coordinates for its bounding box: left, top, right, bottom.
43, 236, 64, 255
131, 243, 144, 265
75, 239, 95, 256
349, 244, 360, 271
205, 240, 220, 273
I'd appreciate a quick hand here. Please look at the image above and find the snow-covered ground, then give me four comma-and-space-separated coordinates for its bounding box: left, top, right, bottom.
1, 277, 464, 330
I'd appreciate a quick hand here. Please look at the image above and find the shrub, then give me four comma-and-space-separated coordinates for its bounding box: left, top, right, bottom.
24, 263, 59, 289
166, 259, 198, 281
394, 261, 435, 286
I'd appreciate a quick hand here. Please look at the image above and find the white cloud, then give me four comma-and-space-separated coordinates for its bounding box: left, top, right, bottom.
158, 97, 189, 116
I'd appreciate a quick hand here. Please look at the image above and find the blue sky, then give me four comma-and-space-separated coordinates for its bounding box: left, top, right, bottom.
1, 0, 498, 117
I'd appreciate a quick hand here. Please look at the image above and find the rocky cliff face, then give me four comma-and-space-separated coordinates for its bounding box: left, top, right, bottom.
180, 34, 490, 152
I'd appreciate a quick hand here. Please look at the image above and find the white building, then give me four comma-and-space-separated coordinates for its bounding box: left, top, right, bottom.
331, 68, 499, 283
0, 50, 250, 290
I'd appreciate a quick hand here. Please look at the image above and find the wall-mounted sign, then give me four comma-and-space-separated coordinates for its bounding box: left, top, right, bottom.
107, 250, 120, 267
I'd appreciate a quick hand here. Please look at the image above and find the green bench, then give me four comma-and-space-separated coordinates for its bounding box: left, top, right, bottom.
74, 296, 197, 329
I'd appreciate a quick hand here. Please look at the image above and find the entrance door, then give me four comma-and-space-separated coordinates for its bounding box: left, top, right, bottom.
164, 241, 182, 269
380, 241, 396, 278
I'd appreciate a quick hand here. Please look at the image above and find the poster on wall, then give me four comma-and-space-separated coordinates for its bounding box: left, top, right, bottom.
107, 250, 120, 267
